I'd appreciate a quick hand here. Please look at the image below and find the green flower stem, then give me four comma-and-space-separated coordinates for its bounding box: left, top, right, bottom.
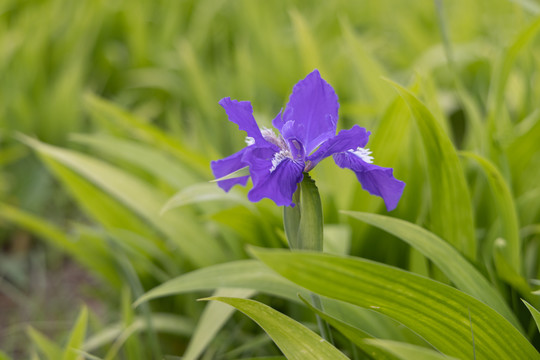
283, 174, 333, 343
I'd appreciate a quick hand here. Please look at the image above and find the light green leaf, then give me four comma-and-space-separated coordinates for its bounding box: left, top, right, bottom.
160, 183, 250, 215
523, 300, 540, 334
343, 211, 521, 330
487, 16, 540, 126
251, 248, 539, 360
84, 314, 193, 352
62, 306, 88, 360
183, 288, 256, 360
134, 259, 440, 345
364, 339, 459, 360
27, 327, 63, 360
298, 295, 398, 360
461, 152, 521, 274
230, 357, 285, 360
71, 134, 200, 189
210, 166, 250, 182
83, 94, 209, 178
21, 136, 224, 267
202, 297, 349, 360
388, 80, 476, 260
323, 224, 351, 255
134, 260, 308, 307
72, 350, 103, 360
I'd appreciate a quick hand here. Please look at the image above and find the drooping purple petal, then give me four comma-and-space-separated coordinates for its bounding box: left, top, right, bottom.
243, 146, 304, 206
306, 125, 370, 171
273, 70, 339, 154
219, 97, 264, 143
210, 148, 250, 192
333, 152, 405, 211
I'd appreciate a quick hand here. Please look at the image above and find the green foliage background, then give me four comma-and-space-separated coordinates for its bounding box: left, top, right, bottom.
1, 0, 540, 359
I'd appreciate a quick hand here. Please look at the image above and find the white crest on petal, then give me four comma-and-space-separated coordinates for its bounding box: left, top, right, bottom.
245, 136, 255, 146
261, 127, 288, 149
270, 149, 292, 172
350, 147, 374, 163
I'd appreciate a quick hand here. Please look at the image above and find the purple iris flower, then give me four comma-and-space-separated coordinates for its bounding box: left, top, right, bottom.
211, 70, 405, 210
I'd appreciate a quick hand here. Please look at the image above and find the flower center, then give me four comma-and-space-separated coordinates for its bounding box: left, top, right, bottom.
350, 147, 374, 163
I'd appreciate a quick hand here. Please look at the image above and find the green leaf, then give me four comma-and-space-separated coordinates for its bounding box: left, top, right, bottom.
72, 350, 104, 360
298, 295, 398, 360
84, 314, 193, 352
487, 16, 540, 126
83, 94, 210, 178
134, 260, 308, 307
210, 166, 250, 182
134, 259, 420, 344
27, 327, 63, 360
343, 211, 521, 330
387, 80, 476, 260
323, 224, 351, 255
460, 152, 521, 274
202, 297, 349, 360
251, 248, 539, 360
160, 183, 250, 215
62, 306, 88, 360
21, 136, 225, 267
363, 339, 459, 360
71, 134, 200, 189
0, 203, 122, 287
183, 288, 256, 360
523, 300, 540, 334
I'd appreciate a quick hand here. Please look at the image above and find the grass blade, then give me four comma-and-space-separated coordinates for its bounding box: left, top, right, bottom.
460, 152, 521, 275
202, 297, 350, 360
387, 80, 476, 260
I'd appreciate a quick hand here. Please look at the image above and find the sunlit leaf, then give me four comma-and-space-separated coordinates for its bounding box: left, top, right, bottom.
202, 297, 349, 360
343, 211, 521, 330
251, 248, 539, 359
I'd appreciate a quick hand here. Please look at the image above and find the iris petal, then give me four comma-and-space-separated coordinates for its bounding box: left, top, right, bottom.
273, 70, 339, 154
333, 152, 405, 211
219, 97, 264, 143
210, 148, 250, 191
306, 125, 370, 170
244, 146, 304, 206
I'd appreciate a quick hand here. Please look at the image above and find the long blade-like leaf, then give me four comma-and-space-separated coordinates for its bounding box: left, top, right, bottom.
364, 339, 459, 360
460, 152, 521, 274
134, 259, 416, 342
202, 297, 349, 360
183, 288, 256, 360
251, 248, 539, 360
21, 136, 224, 267
343, 211, 520, 330
387, 81, 476, 260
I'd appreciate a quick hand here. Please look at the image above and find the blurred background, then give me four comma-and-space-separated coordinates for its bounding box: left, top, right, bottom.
1, 0, 540, 358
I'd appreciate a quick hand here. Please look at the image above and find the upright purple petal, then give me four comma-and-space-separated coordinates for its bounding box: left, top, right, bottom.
273, 70, 339, 154
219, 97, 264, 143
243, 146, 304, 206
333, 152, 405, 211
210, 148, 250, 192
306, 125, 370, 170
